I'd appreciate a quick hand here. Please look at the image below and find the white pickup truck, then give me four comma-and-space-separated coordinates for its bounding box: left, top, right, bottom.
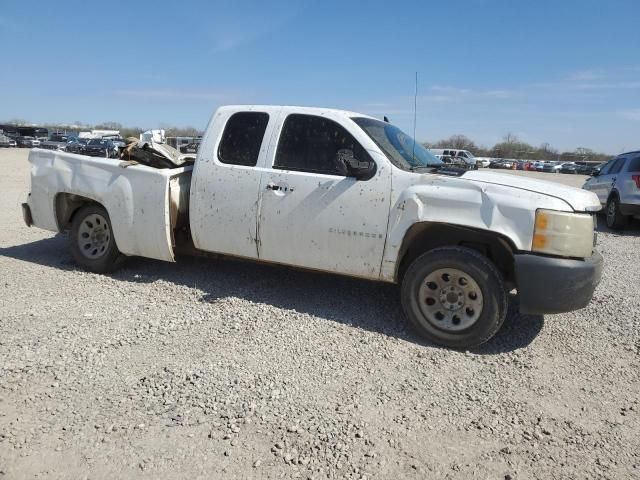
23, 105, 603, 348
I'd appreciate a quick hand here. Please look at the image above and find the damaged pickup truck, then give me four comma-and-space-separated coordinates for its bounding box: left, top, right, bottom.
23, 106, 603, 348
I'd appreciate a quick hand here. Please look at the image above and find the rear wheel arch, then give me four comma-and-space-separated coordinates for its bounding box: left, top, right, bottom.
55, 193, 102, 231
395, 222, 517, 286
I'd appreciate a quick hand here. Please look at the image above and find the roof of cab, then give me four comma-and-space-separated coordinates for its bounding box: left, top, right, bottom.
217, 105, 380, 122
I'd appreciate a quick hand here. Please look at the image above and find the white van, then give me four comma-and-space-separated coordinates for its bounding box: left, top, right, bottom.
430, 149, 478, 168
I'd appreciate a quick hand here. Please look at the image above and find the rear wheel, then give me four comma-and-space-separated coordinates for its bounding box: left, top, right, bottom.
401, 246, 507, 348
605, 196, 628, 230
70, 205, 125, 273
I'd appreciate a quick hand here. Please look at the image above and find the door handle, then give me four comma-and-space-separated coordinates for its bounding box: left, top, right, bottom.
266, 184, 294, 193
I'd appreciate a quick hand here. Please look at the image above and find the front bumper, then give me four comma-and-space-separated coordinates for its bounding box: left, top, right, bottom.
85, 150, 106, 156
515, 251, 603, 315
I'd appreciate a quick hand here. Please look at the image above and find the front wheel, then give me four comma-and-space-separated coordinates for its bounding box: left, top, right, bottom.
605, 196, 628, 230
70, 205, 125, 273
401, 247, 508, 348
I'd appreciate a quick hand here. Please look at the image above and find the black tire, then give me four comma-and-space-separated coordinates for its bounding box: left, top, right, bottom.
70, 205, 125, 273
401, 246, 507, 349
605, 195, 628, 230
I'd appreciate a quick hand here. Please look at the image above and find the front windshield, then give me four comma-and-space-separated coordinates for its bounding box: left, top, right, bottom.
352, 117, 443, 170
88, 139, 106, 146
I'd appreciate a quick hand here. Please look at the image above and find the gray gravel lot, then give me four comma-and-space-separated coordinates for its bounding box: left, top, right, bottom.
1, 149, 639, 479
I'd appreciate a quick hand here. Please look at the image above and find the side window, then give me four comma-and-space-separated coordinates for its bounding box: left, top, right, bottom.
609, 157, 626, 175
599, 159, 616, 176
218, 112, 269, 166
627, 154, 640, 172
274, 114, 372, 176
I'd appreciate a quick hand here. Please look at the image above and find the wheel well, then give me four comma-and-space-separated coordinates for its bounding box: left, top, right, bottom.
396, 222, 516, 286
607, 190, 620, 203
55, 193, 101, 231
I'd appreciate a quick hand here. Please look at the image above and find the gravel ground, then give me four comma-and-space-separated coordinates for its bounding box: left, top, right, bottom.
1, 149, 639, 479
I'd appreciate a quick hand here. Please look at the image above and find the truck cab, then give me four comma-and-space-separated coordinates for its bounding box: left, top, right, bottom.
23, 105, 604, 348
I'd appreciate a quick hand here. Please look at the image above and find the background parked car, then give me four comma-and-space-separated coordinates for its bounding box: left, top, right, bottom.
546, 162, 563, 173
103, 136, 126, 148
583, 151, 640, 229
0, 134, 16, 148
586, 163, 603, 175
474, 157, 492, 168
16, 136, 41, 148
66, 138, 89, 154
84, 138, 118, 158
575, 162, 601, 175
180, 142, 200, 154
40, 133, 76, 151
560, 162, 578, 174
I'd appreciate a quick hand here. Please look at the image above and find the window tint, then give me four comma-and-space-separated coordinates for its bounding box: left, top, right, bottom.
626, 155, 640, 172
609, 157, 626, 175
599, 159, 616, 175
275, 114, 372, 176
218, 112, 269, 166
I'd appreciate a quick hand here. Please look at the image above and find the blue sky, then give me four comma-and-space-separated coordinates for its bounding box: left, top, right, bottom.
1, 0, 638, 153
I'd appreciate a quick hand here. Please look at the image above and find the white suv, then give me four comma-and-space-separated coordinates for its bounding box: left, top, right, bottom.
583, 151, 640, 229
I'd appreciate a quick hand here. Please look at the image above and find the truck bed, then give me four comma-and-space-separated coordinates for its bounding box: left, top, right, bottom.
27, 149, 192, 262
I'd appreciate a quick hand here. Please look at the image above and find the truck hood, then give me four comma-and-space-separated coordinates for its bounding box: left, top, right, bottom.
461, 170, 601, 212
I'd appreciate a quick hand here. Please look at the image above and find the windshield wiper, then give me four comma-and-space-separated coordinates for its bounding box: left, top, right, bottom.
408, 165, 435, 172
429, 163, 467, 176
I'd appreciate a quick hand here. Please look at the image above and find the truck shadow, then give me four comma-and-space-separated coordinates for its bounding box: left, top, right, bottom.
0, 235, 543, 354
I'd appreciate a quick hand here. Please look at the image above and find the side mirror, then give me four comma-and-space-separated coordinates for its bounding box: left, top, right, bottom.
590, 170, 600, 177
336, 149, 375, 180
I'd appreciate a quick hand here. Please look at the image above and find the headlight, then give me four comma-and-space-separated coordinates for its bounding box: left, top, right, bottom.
532, 209, 594, 258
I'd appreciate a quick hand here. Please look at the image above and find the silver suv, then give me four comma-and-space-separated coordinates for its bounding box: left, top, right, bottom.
583, 151, 640, 229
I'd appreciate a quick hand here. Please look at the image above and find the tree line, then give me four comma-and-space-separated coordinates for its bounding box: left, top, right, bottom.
424, 133, 611, 163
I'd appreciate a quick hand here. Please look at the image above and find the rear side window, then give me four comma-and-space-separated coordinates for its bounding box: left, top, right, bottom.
274, 114, 372, 176
218, 112, 269, 166
626, 155, 640, 172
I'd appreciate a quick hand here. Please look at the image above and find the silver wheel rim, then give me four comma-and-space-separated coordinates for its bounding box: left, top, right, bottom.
418, 268, 484, 332
607, 200, 616, 225
77, 213, 111, 259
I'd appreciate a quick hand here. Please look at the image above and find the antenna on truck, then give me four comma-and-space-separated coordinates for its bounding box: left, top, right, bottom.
412, 71, 418, 163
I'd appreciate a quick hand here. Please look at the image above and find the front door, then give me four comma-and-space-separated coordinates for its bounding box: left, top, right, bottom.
257, 113, 391, 279
590, 157, 623, 204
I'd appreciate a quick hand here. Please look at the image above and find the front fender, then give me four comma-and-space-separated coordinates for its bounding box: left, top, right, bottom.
379, 177, 571, 281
